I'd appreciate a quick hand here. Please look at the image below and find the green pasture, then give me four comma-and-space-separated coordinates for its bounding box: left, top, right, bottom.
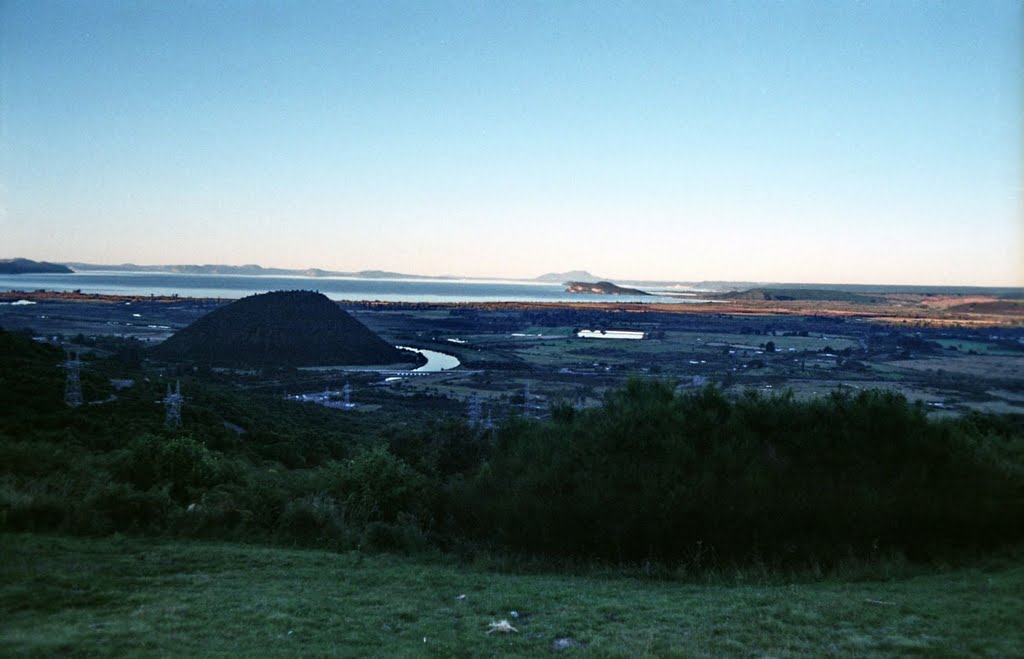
3, 534, 1022, 657
933, 339, 1021, 356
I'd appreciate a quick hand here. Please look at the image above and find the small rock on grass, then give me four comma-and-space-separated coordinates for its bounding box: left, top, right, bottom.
551, 637, 585, 651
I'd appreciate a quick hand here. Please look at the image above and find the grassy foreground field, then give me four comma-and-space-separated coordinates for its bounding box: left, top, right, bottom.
2, 534, 1022, 657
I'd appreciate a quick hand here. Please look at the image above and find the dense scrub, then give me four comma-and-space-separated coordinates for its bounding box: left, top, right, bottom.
2, 329, 1021, 568
461, 380, 1023, 564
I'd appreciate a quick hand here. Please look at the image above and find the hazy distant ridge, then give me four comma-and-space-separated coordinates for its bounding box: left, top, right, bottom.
65, 262, 445, 279
27, 262, 1024, 297
0, 258, 73, 274
534, 270, 603, 283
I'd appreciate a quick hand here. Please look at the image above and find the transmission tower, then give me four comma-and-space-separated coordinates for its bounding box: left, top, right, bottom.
164, 380, 183, 428
64, 351, 83, 407
467, 393, 482, 428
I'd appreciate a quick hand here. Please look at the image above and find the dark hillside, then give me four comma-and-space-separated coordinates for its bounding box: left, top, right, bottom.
565, 281, 650, 295
0, 330, 65, 413
150, 290, 407, 366
719, 288, 879, 302
0, 258, 73, 274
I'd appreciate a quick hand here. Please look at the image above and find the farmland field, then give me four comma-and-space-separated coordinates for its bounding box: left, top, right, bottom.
2, 291, 1023, 657
2, 293, 1022, 421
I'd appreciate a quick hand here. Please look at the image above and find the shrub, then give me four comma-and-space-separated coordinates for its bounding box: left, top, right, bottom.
460, 381, 1023, 565
116, 434, 222, 501
82, 482, 174, 534
325, 447, 430, 527
277, 492, 349, 546
0, 476, 67, 531
361, 514, 429, 554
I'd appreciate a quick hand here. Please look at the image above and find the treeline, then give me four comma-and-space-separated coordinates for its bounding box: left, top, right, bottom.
2, 330, 1022, 568
459, 381, 1023, 564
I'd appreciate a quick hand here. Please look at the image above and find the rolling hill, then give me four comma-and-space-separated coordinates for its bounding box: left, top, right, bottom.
150, 290, 408, 366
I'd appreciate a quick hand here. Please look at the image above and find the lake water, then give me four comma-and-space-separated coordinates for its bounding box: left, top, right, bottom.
0, 271, 709, 304
577, 329, 646, 340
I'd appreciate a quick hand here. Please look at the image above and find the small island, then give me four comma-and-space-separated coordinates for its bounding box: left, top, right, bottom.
0, 258, 73, 275
565, 280, 650, 296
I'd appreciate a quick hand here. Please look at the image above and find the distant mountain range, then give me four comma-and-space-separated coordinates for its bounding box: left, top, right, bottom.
62, 263, 619, 285
534, 270, 604, 283
0, 258, 73, 274
9, 260, 1021, 296
64, 262, 433, 279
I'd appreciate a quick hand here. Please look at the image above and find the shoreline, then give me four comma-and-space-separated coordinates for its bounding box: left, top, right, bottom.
1, 288, 1022, 328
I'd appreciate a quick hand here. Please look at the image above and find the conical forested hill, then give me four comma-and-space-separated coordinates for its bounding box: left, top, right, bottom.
151, 290, 407, 366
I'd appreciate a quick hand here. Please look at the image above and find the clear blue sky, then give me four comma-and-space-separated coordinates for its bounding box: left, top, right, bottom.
2, 1, 1021, 284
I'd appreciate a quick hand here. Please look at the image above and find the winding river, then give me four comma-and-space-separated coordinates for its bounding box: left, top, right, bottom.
397, 346, 461, 372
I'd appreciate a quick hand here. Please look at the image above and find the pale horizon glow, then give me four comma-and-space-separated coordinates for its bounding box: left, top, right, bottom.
1, 2, 1021, 286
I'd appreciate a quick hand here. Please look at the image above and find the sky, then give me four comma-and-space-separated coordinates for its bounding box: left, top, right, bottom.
1, 1, 1021, 285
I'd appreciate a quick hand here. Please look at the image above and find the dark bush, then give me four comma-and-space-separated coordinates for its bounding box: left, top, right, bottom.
277, 492, 349, 546
325, 446, 430, 527
83, 482, 174, 534
460, 381, 1023, 565
115, 434, 222, 501
0, 476, 67, 531
361, 515, 429, 554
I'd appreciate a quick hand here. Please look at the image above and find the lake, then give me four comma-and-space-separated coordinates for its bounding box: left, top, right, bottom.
0, 271, 709, 304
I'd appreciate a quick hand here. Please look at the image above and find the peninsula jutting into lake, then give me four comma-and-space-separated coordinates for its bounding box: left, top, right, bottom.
565, 280, 651, 296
